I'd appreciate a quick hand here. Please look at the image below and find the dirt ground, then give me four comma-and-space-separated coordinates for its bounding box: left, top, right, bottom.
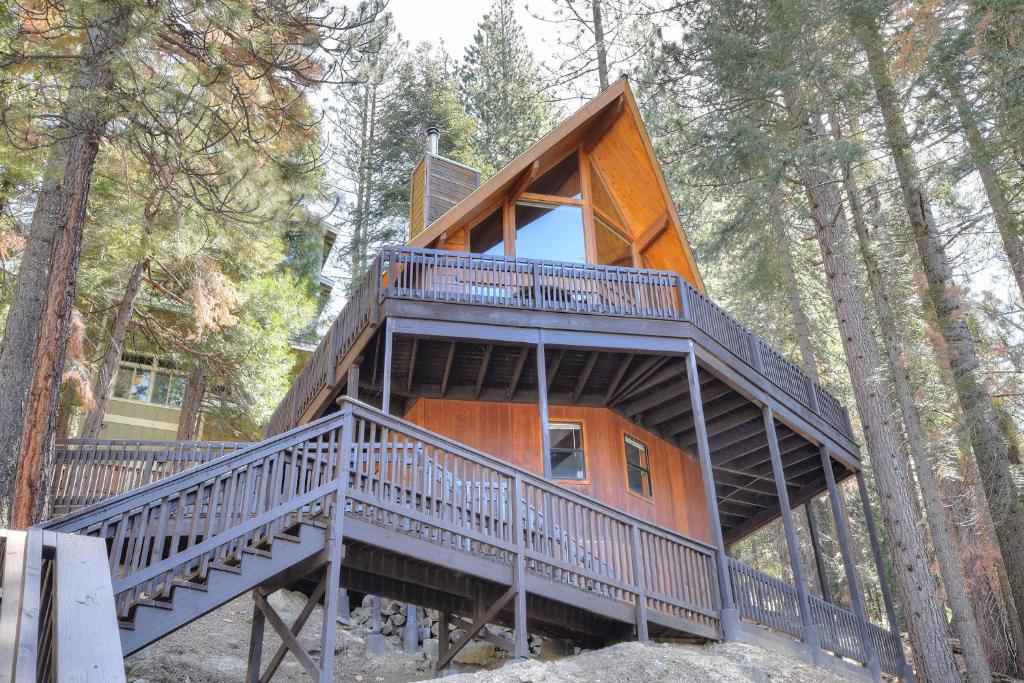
124, 591, 858, 682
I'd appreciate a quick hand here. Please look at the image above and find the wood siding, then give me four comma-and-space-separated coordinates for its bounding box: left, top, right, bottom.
403, 398, 712, 544
409, 158, 427, 238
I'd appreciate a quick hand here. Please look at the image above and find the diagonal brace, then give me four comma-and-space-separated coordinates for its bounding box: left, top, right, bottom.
435, 585, 517, 671
253, 578, 327, 683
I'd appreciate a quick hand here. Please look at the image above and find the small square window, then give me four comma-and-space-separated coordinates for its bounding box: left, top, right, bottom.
549, 422, 585, 480
625, 435, 652, 498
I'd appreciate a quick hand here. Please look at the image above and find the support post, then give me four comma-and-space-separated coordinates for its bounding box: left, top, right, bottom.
319, 407, 354, 681
245, 598, 266, 683
511, 473, 530, 658
804, 499, 832, 604
822, 450, 881, 681
763, 406, 822, 666
381, 320, 393, 414
855, 471, 899, 633
403, 603, 419, 652
536, 338, 552, 479
684, 352, 739, 640
346, 359, 361, 401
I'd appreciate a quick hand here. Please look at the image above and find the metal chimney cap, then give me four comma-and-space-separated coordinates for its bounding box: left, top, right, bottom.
426, 126, 440, 154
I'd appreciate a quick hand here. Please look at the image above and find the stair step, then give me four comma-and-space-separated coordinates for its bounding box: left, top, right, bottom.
273, 531, 302, 544
243, 546, 273, 559
135, 598, 174, 611
118, 620, 135, 631
172, 578, 208, 592
209, 561, 242, 574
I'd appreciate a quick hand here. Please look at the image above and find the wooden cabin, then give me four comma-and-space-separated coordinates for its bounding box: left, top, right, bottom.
10, 80, 910, 682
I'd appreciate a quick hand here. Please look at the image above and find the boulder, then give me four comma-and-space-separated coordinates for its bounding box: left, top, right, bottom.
452, 641, 497, 666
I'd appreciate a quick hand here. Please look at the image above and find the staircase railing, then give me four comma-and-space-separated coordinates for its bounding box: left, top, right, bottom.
51, 438, 249, 515
44, 399, 721, 640
44, 412, 353, 620
727, 556, 903, 676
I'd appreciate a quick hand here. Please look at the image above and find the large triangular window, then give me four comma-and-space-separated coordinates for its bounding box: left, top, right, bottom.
526, 152, 581, 199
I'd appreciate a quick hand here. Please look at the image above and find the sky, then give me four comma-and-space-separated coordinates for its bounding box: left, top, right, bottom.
386, 0, 560, 63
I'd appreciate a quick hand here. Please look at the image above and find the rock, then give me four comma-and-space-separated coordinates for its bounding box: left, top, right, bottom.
391, 612, 406, 626
267, 588, 307, 620
380, 621, 394, 636
450, 628, 466, 643
451, 640, 497, 665
539, 638, 573, 658
361, 594, 375, 609
423, 638, 439, 659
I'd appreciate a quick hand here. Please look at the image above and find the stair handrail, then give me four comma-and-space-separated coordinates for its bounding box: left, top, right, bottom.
40, 410, 350, 534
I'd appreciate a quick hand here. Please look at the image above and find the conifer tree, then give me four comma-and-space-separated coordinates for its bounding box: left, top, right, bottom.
460, 0, 554, 177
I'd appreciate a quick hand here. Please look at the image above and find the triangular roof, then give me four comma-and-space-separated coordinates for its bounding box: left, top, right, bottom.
408, 79, 705, 292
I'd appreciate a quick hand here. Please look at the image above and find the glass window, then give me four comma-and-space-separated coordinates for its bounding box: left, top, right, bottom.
152, 371, 171, 404
527, 152, 581, 199
130, 369, 152, 401
625, 435, 652, 498
470, 207, 504, 256
515, 203, 586, 263
113, 367, 133, 399
167, 376, 187, 407
595, 216, 634, 267
549, 422, 585, 480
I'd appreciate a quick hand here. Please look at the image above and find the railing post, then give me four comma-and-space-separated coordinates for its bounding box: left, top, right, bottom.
684, 351, 739, 640
748, 332, 764, 373
511, 473, 529, 659
531, 261, 542, 310
630, 524, 650, 643
806, 377, 820, 412
764, 406, 823, 666
821, 449, 881, 681
677, 276, 690, 321
381, 318, 394, 415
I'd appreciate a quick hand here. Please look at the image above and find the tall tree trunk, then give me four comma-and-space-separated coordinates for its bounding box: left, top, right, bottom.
176, 366, 206, 440
946, 73, 1024, 300
80, 259, 147, 438
784, 92, 958, 682
771, 202, 828, 597
856, 180, 991, 682
850, 10, 1024, 639
0, 3, 134, 528
591, 0, 609, 90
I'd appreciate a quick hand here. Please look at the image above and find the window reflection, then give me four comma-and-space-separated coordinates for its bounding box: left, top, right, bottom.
515, 202, 586, 262
469, 207, 504, 256
527, 152, 581, 199
595, 216, 633, 267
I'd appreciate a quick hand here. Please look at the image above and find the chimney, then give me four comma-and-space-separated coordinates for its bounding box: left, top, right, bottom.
409, 126, 480, 241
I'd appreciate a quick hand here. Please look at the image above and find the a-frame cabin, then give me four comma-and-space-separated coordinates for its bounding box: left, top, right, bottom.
5, 80, 910, 682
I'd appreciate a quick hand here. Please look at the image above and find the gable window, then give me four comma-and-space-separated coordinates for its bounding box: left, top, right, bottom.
624, 435, 652, 498
515, 202, 586, 263
527, 151, 581, 199
548, 422, 585, 480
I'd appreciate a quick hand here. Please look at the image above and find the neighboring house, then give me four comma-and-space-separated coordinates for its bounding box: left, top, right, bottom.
27, 80, 909, 682
95, 225, 338, 441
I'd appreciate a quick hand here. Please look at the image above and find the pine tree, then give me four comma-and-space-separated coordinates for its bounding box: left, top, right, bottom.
460, 0, 554, 177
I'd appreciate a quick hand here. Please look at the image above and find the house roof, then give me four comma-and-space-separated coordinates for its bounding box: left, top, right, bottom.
406, 78, 706, 292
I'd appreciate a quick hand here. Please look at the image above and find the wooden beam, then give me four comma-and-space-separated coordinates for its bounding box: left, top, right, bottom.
507, 347, 529, 400
723, 474, 830, 545
406, 338, 419, 392
546, 349, 565, 392
609, 356, 668, 404
582, 95, 625, 152
509, 160, 541, 200
602, 353, 634, 404
635, 210, 669, 254
474, 345, 493, 400
440, 342, 456, 397
572, 351, 599, 403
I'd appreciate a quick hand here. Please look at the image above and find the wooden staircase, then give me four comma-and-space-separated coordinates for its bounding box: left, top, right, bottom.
24, 398, 721, 681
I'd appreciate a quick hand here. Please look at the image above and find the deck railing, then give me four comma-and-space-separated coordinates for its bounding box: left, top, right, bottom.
50, 439, 249, 515
268, 247, 854, 439
46, 399, 721, 639
727, 557, 903, 676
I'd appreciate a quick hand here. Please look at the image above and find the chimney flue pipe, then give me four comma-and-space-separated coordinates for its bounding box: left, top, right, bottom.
426, 126, 440, 155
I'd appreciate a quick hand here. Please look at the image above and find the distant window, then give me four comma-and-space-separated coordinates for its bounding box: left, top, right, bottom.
112, 355, 186, 408
515, 202, 586, 263
624, 435, 652, 498
549, 422, 585, 480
